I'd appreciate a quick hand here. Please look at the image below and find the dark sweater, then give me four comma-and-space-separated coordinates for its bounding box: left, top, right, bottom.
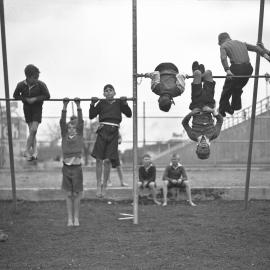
162, 163, 188, 181
182, 112, 223, 142
13, 80, 50, 105
153, 62, 182, 98
139, 164, 156, 183
60, 109, 84, 159
89, 99, 132, 124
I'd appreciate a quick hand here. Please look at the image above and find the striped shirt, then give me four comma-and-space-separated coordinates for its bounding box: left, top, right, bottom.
220, 39, 266, 71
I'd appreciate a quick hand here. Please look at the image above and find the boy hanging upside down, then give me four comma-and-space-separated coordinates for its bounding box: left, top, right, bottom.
182, 61, 223, 160
145, 62, 186, 112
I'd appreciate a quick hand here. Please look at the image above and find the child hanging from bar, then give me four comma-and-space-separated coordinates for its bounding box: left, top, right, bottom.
217, 32, 270, 117
60, 97, 84, 227
182, 61, 223, 160
13, 64, 50, 161
89, 84, 132, 197
145, 62, 186, 112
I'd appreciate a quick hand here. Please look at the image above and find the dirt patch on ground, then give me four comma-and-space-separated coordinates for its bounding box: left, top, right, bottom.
0, 200, 270, 270
1, 168, 270, 189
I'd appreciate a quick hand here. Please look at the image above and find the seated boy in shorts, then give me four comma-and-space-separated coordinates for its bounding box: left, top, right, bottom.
138, 154, 161, 205
60, 98, 84, 227
162, 153, 196, 207
145, 62, 186, 112
182, 62, 223, 160
90, 84, 132, 197
13, 64, 50, 161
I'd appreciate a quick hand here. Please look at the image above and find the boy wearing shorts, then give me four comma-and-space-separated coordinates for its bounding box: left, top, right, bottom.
13, 64, 50, 160
145, 62, 186, 112
138, 154, 161, 205
182, 62, 223, 159
90, 84, 132, 197
60, 98, 84, 227
162, 153, 196, 207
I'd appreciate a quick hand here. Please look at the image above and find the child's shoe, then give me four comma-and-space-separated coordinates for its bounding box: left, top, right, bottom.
199, 64, 205, 74
192, 61, 199, 73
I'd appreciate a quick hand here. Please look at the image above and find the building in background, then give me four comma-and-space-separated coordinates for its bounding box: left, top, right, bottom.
0, 102, 27, 167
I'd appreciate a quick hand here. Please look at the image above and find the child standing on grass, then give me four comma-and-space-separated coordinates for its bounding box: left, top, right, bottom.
90, 84, 132, 197
13, 64, 50, 161
60, 98, 84, 227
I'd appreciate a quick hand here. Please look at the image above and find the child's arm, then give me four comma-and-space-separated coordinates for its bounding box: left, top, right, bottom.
180, 166, 188, 181
211, 114, 223, 140
89, 97, 100, 119
182, 109, 200, 142
74, 98, 84, 135
147, 166, 156, 184
13, 83, 24, 102
26, 82, 50, 104
120, 97, 132, 118
60, 98, 69, 137
245, 43, 270, 61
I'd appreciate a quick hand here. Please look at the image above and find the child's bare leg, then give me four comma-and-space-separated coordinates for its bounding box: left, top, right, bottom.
65, 192, 73, 226
193, 70, 202, 84
102, 159, 111, 196
202, 70, 213, 82
117, 166, 128, 186
73, 192, 82, 226
96, 159, 103, 197
176, 188, 180, 201
184, 181, 196, 206
149, 182, 161, 205
26, 121, 39, 159
162, 180, 169, 206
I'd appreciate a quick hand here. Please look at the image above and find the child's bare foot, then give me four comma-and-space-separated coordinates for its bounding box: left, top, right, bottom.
67, 219, 73, 227
154, 200, 161, 206
189, 201, 197, 207
73, 219, 80, 227
121, 182, 129, 187
162, 202, 167, 207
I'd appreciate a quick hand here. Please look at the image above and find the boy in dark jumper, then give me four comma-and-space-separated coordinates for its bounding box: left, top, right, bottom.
13, 64, 50, 161
138, 154, 161, 205
145, 62, 186, 112
60, 98, 84, 227
162, 153, 196, 207
90, 84, 132, 197
182, 62, 223, 160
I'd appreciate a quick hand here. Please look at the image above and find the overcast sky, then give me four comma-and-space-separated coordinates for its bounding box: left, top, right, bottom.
0, 0, 270, 148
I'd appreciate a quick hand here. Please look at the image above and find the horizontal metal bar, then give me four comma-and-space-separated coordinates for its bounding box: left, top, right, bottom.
136, 73, 270, 79
0, 98, 135, 102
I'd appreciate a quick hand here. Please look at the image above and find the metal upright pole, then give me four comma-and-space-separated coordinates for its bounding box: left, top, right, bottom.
244, 0, 265, 209
143, 101, 145, 148
132, 0, 138, 224
0, 0, 17, 210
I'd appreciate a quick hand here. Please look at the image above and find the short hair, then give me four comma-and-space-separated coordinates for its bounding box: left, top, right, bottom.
171, 153, 180, 159
196, 144, 210, 160
24, 64, 40, 78
218, 32, 231, 45
158, 95, 172, 112
142, 153, 151, 159
103, 84, 115, 91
